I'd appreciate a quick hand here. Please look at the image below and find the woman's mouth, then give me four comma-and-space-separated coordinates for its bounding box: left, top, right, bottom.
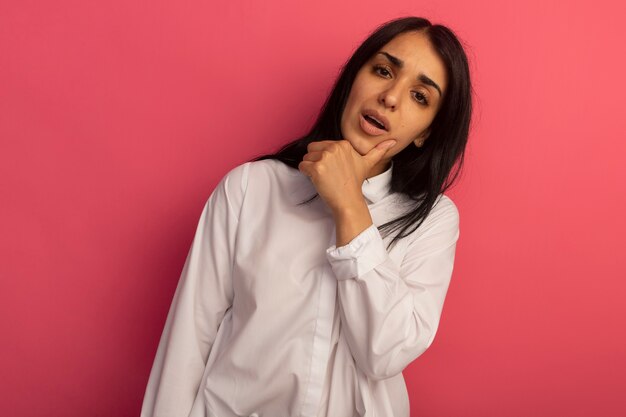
359, 113, 387, 136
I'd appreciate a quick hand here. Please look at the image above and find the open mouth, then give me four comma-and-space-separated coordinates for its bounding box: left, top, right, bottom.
363, 114, 387, 131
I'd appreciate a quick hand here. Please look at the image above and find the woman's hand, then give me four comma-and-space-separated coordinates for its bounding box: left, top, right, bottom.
298, 139, 396, 215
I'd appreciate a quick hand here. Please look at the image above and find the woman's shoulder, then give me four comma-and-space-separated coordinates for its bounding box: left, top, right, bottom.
432, 194, 459, 220
412, 194, 460, 243
389, 191, 459, 220
224, 158, 298, 181
387, 192, 460, 246
219, 158, 302, 198
216, 158, 308, 216
422, 194, 460, 234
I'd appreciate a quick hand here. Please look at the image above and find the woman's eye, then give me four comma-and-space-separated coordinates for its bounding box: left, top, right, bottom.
374, 65, 429, 106
413, 91, 429, 106
374, 65, 391, 77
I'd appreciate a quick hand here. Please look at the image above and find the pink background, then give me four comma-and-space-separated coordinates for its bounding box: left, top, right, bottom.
1, 0, 625, 416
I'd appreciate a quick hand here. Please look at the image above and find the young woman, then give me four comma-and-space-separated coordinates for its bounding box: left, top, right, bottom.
141, 16, 472, 417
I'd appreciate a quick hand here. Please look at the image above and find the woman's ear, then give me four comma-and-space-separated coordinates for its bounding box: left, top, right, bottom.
413, 128, 430, 148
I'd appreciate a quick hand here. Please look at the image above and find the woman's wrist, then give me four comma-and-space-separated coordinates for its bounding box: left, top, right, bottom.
332, 197, 373, 247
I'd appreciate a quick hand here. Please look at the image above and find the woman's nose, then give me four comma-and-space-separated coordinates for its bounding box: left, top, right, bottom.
378, 85, 399, 110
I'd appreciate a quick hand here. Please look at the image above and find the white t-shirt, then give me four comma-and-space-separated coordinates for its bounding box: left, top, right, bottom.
141, 158, 460, 417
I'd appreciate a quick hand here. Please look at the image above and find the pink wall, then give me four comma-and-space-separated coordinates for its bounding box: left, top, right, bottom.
1, 0, 625, 416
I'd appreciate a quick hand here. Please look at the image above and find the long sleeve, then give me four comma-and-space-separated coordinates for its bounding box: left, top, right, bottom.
141, 163, 248, 417
325, 196, 460, 381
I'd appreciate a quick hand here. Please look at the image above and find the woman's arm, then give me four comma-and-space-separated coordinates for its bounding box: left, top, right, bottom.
326, 196, 460, 381
140, 163, 248, 417
299, 138, 460, 380
332, 196, 375, 247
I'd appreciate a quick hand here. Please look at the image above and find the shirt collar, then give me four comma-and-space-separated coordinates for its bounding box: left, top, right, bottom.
362, 161, 393, 205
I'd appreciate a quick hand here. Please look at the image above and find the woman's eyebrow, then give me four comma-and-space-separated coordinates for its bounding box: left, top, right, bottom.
377, 51, 442, 97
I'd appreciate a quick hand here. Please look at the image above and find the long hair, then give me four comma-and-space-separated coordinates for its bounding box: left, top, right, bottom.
251, 16, 473, 250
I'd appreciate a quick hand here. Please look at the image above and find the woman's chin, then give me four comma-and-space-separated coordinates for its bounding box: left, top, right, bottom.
345, 136, 373, 156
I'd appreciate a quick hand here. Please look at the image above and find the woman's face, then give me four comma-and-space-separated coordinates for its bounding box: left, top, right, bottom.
340, 30, 448, 173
